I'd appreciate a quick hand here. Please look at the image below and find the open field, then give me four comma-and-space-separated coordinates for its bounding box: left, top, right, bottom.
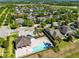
58, 41, 72, 49
0, 48, 4, 57
66, 52, 79, 58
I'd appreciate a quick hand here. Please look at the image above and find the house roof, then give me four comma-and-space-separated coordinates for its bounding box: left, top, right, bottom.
58, 25, 68, 35
16, 18, 24, 24
54, 29, 65, 39
45, 29, 64, 39
0, 26, 14, 37
73, 21, 79, 28
14, 36, 31, 49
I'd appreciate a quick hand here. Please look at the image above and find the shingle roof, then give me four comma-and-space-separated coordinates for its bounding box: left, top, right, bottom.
14, 36, 31, 49
58, 25, 67, 35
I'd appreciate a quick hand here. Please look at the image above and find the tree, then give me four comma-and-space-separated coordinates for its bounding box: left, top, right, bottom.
23, 14, 28, 19
46, 18, 56, 24
5, 14, 11, 25
64, 35, 72, 42
23, 19, 34, 27
41, 21, 46, 28
10, 20, 19, 29
53, 11, 60, 15
0, 38, 5, 47
52, 45, 60, 52
2, 40, 9, 48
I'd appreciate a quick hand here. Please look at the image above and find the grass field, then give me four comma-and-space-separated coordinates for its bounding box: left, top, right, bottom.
0, 8, 8, 17
0, 48, 4, 57
66, 52, 79, 58
7, 36, 15, 57
3, 36, 15, 58
58, 41, 72, 49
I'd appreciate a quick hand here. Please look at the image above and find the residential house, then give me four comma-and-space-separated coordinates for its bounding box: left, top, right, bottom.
16, 27, 35, 37
72, 21, 79, 28
0, 26, 15, 38
53, 22, 59, 27
48, 29, 65, 39
14, 36, 31, 49
14, 35, 53, 57
54, 29, 65, 39
58, 25, 68, 35
16, 18, 24, 26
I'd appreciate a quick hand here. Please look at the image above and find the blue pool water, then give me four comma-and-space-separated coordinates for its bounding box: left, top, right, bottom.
32, 43, 52, 52
32, 43, 46, 52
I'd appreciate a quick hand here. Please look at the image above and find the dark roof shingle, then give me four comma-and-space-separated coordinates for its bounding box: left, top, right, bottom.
14, 36, 31, 49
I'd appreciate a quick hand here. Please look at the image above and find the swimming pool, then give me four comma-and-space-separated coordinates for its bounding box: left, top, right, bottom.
32, 43, 52, 52
32, 43, 46, 52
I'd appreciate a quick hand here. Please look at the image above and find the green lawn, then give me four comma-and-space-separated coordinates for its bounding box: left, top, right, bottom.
7, 36, 15, 57
58, 41, 72, 49
0, 8, 8, 17
66, 52, 79, 58
3, 36, 15, 58
0, 48, 4, 57
0, 8, 5, 14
